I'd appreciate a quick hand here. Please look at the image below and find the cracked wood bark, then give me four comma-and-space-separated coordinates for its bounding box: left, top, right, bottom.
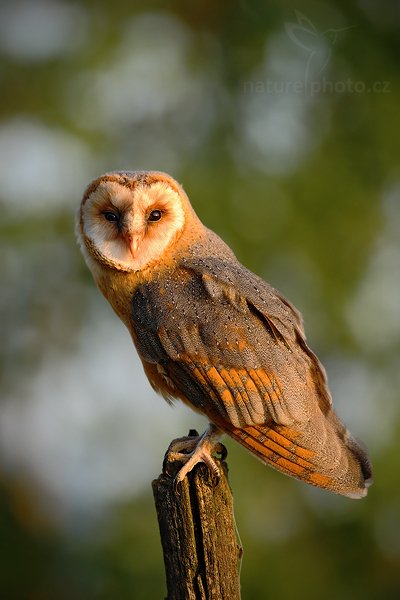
152, 432, 242, 600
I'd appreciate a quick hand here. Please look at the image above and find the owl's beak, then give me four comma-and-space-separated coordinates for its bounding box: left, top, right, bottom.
126, 233, 142, 258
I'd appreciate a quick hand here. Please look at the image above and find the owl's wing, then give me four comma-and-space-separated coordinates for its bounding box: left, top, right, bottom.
132, 257, 371, 496
167, 256, 332, 425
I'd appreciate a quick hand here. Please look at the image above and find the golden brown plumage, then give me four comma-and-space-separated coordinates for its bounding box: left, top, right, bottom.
77, 170, 372, 498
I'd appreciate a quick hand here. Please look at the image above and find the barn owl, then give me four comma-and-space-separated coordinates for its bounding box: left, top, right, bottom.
77, 170, 372, 498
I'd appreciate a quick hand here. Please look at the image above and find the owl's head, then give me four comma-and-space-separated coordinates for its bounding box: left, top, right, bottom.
77, 171, 196, 273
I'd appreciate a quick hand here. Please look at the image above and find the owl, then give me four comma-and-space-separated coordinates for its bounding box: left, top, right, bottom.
77, 170, 372, 498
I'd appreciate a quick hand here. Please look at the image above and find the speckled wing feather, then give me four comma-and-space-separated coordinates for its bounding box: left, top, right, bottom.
131, 256, 371, 497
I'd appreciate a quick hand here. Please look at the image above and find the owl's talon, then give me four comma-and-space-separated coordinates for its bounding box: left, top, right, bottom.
188, 429, 199, 438
172, 476, 182, 494
174, 446, 221, 485
164, 424, 224, 488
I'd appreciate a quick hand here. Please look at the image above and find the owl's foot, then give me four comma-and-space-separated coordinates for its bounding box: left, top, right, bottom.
164, 424, 226, 487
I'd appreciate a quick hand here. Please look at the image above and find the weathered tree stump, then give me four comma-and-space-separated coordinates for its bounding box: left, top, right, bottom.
152, 430, 242, 600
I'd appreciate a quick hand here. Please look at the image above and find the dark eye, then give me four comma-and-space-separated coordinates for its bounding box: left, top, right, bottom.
148, 209, 162, 222
103, 211, 119, 223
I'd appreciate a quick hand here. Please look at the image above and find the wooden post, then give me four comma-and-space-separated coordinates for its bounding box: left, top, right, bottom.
152, 430, 242, 600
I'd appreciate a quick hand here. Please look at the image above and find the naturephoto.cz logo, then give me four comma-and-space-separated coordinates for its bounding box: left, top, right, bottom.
243, 10, 391, 96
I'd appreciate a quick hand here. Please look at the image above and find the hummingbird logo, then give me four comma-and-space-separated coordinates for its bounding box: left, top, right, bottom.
285, 11, 354, 85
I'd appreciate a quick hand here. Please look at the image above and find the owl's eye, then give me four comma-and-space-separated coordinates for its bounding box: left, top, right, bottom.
148, 209, 162, 222
103, 211, 119, 223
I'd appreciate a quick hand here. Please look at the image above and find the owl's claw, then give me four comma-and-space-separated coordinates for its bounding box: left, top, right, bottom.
164, 424, 225, 489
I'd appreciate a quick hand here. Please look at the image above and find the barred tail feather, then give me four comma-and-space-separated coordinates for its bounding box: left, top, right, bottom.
223, 419, 372, 498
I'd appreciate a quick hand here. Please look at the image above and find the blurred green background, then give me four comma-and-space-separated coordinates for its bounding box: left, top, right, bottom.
0, 0, 399, 598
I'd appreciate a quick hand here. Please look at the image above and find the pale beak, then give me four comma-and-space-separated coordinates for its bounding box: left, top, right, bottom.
127, 233, 142, 258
